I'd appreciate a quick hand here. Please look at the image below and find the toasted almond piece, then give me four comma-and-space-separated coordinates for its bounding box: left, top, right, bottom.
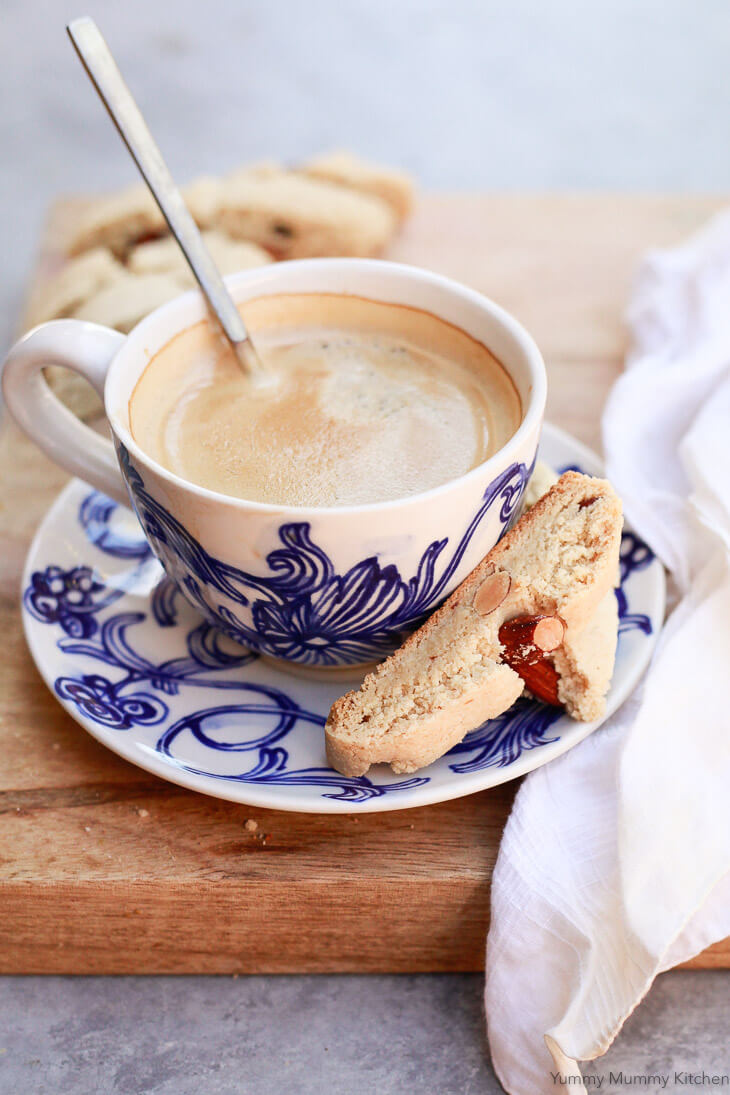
473, 571, 511, 616
533, 616, 566, 651
511, 657, 561, 706
498, 614, 565, 705
499, 614, 565, 656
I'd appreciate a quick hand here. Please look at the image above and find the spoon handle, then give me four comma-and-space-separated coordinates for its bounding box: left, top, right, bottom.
66, 16, 267, 381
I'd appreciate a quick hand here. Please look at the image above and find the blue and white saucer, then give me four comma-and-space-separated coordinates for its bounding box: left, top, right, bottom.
21, 423, 665, 814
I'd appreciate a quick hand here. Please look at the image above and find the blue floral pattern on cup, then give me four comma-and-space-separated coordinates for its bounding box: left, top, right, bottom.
116, 441, 534, 667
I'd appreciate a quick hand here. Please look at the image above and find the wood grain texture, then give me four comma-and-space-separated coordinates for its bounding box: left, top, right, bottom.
1, 193, 726, 973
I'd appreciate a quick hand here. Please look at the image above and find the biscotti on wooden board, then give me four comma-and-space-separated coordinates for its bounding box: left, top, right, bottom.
325, 471, 623, 778
216, 165, 397, 259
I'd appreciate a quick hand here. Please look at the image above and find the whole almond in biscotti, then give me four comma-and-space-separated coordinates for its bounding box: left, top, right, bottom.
473, 571, 512, 616
498, 614, 566, 705
325, 471, 623, 777
499, 613, 566, 653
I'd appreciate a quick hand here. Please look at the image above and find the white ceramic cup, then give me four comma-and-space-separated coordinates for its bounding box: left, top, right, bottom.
3, 258, 546, 670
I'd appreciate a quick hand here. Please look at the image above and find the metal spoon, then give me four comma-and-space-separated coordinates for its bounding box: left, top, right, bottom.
67, 16, 270, 383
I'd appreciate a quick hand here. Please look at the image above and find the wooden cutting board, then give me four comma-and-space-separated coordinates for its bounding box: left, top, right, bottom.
2, 193, 728, 974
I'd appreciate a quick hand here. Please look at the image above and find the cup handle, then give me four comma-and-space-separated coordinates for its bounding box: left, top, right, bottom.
2, 319, 129, 506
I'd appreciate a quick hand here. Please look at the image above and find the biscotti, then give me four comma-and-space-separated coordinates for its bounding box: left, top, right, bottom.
72, 271, 185, 334
325, 472, 623, 777
64, 178, 224, 259
216, 167, 396, 258
65, 184, 167, 258
127, 231, 272, 281
26, 247, 124, 328
303, 150, 414, 221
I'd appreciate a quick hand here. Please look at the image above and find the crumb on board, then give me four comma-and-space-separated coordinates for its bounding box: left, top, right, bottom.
244, 819, 258, 832
137, 808, 149, 818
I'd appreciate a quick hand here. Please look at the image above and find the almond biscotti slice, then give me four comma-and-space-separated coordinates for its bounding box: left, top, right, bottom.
216, 168, 396, 259
26, 247, 124, 327
72, 271, 185, 334
127, 231, 272, 280
66, 185, 167, 258
302, 150, 414, 221
325, 471, 623, 777
66, 178, 223, 259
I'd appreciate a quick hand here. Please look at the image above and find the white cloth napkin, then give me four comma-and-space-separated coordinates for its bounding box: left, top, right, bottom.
485, 211, 730, 1094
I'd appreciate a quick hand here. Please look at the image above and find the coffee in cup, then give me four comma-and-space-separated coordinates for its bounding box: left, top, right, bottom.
129, 293, 522, 507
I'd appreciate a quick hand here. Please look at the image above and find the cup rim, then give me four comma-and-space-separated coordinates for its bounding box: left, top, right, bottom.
106, 257, 546, 516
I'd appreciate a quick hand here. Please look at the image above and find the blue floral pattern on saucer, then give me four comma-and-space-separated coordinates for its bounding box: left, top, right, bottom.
21, 426, 666, 813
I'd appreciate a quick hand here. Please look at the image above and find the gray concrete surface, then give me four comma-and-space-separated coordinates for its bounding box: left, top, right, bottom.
2, 1, 730, 1092
1, 971, 729, 1094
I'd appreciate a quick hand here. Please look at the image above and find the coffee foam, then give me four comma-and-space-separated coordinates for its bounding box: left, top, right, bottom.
129, 293, 521, 507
